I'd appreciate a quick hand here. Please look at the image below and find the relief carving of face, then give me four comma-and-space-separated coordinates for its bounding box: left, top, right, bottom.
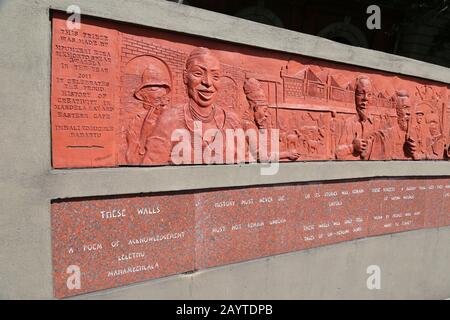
416, 113, 425, 125
254, 104, 270, 129
428, 119, 440, 137
137, 86, 170, 109
396, 97, 411, 132
355, 78, 373, 119
184, 53, 221, 108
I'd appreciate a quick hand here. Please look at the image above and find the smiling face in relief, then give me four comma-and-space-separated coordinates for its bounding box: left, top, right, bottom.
184, 52, 221, 109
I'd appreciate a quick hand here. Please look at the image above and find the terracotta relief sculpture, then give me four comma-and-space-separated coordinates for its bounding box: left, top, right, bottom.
446, 98, 450, 159
427, 112, 445, 160
141, 47, 241, 165
243, 78, 300, 161
125, 60, 172, 164
50, 14, 450, 168
335, 75, 388, 160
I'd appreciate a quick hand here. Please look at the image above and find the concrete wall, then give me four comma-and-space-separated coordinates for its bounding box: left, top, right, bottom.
0, 0, 449, 299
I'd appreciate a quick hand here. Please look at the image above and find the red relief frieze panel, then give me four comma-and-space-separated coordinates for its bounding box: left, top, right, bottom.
52, 177, 449, 298
50, 13, 450, 168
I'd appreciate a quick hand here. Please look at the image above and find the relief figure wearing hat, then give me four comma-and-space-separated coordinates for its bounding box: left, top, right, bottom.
426, 111, 446, 159
243, 78, 300, 162
126, 61, 172, 164
386, 90, 417, 159
407, 102, 434, 160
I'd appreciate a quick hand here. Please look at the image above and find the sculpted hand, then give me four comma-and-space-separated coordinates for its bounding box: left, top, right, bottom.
288, 151, 301, 160
405, 137, 417, 153
353, 138, 368, 154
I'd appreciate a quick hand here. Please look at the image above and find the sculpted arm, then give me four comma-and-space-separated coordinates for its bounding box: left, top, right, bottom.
126, 115, 144, 164
141, 118, 176, 165
335, 120, 355, 159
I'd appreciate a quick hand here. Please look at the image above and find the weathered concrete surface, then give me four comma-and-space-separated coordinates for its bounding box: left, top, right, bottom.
0, 0, 449, 299
49, 162, 450, 199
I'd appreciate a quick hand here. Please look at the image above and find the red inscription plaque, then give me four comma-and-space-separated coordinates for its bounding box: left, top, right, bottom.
50, 13, 450, 168
299, 180, 370, 248
51, 14, 119, 168
52, 194, 195, 298
52, 177, 449, 298
195, 185, 299, 269
367, 179, 425, 236
438, 178, 450, 227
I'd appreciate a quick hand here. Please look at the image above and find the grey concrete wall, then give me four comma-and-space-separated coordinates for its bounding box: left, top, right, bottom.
0, 0, 449, 299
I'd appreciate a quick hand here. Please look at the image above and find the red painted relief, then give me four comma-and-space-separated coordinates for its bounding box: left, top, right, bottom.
51, 13, 450, 168
52, 177, 450, 298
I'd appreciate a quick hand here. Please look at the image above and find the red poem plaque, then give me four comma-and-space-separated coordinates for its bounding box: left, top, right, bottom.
52, 177, 449, 298
52, 194, 195, 298
195, 185, 300, 269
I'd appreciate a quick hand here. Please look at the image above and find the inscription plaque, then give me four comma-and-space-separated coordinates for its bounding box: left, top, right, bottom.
52, 177, 450, 298
52, 194, 195, 298
51, 12, 450, 168
51, 16, 119, 167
